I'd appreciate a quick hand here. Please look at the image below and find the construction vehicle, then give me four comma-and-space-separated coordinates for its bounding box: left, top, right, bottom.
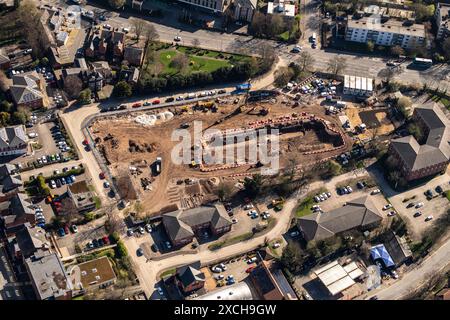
271, 197, 285, 211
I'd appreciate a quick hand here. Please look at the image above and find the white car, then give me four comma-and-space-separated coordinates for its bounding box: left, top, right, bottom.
244, 204, 254, 210
415, 202, 424, 209
425, 215, 433, 222
138, 226, 145, 234
383, 204, 392, 210
347, 186, 353, 193
272, 242, 281, 249
290, 230, 300, 237
50, 180, 56, 189
212, 266, 222, 273
218, 263, 227, 271
174, 35, 181, 42
145, 224, 152, 233
165, 241, 172, 249
122, 27, 130, 33
214, 274, 224, 280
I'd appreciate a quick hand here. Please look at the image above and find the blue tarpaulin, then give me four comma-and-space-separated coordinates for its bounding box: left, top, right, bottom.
370, 244, 395, 267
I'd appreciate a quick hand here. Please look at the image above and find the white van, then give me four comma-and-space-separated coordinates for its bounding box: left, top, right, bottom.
187, 93, 196, 99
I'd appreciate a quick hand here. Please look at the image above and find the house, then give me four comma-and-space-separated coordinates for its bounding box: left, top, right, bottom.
0, 174, 23, 200
112, 31, 125, 58
383, 231, 412, 267
249, 260, 297, 300
25, 253, 72, 300
389, 103, 450, 181
0, 193, 35, 235
123, 46, 144, 66
85, 34, 108, 60
435, 3, 450, 40
68, 256, 116, 291
162, 203, 232, 246
91, 61, 113, 82
64, 181, 96, 213
175, 261, 205, 294
86, 29, 125, 60
0, 125, 28, 157
345, 16, 426, 49
267, 0, 296, 20
61, 67, 83, 86
232, 0, 257, 22
9, 72, 44, 109
297, 195, 383, 242
119, 67, 140, 86
11, 223, 51, 261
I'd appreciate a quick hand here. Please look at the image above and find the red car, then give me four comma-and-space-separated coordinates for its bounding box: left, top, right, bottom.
245, 266, 256, 273
102, 236, 110, 245
64, 225, 70, 234
82, 139, 89, 145
132, 103, 142, 108
152, 99, 160, 105
99, 172, 106, 179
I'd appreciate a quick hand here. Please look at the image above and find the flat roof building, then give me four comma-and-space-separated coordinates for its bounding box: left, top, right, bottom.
343, 75, 373, 97
314, 260, 364, 296
68, 256, 116, 291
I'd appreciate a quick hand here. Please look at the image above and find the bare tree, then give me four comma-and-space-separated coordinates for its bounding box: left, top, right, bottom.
17, 0, 49, 58
298, 51, 315, 72
274, 66, 294, 87
169, 53, 189, 73
144, 23, 159, 45
63, 76, 83, 100
191, 38, 201, 48
132, 18, 146, 41
327, 56, 347, 75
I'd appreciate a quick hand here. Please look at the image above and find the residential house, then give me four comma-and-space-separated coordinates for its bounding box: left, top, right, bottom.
123, 46, 144, 67
162, 203, 232, 246
249, 260, 297, 300
119, 67, 140, 86
383, 231, 412, 267
0, 174, 23, 201
175, 261, 206, 294
25, 253, 72, 300
112, 31, 125, 59
64, 180, 96, 213
389, 103, 450, 181
297, 195, 383, 242
10, 72, 44, 109
345, 16, 426, 49
0, 125, 28, 156
0, 193, 35, 235
435, 2, 450, 40
10, 223, 52, 262
68, 256, 117, 292
267, 0, 296, 20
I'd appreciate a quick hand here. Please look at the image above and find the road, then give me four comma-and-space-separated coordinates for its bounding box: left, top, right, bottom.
365, 238, 450, 300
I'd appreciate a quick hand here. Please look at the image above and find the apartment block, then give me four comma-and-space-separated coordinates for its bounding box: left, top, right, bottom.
435, 2, 450, 40
345, 16, 425, 49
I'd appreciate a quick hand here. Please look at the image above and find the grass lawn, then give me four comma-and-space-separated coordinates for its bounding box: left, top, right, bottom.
160, 268, 176, 278
429, 94, 450, 110
208, 232, 254, 251
295, 187, 328, 218
278, 31, 290, 42
158, 49, 230, 74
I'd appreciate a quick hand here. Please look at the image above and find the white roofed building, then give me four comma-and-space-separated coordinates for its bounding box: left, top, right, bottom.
343, 75, 373, 97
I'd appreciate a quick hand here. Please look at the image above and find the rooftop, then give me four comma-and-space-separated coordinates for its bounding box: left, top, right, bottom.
347, 16, 425, 37
72, 256, 116, 289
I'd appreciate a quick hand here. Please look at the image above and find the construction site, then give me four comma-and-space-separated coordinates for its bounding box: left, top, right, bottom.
89, 93, 353, 215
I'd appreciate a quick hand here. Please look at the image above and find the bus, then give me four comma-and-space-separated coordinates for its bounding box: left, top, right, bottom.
412, 57, 433, 69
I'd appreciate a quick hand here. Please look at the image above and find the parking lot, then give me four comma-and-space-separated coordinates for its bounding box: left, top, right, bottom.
388, 172, 450, 237
56, 216, 109, 256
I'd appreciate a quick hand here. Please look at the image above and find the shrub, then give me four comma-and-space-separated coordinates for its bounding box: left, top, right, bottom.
116, 240, 128, 258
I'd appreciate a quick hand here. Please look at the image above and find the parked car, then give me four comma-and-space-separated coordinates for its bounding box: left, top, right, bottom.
151, 243, 159, 252
371, 189, 381, 195
387, 211, 396, 217
98, 238, 105, 246
425, 215, 433, 222
435, 185, 443, 194
212, 266, 222, 273
127, 229, 134, 236
415, 202, 424, 209
145, 224, 152, 233
407, 202, 415, 208
246, 266, 256, 273
218, 263, 227, 271
138, 226, 145, 234
50, 180, 56, 189
137, 248, 144, 256
92, 239, 99, 247
382, 204, 392, 210
57, 228, 65, 237
247, 257, 257, 264
165, 241, 172, 249
71, 225, 78, 233
290, 230, 300, 237
413, 211, 422, 218
152, 99, 160, 105
174, 36, 181, 42
214, 274, 224, 280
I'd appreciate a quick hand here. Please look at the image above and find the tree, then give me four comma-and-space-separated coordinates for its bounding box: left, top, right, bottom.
108, 0, 125, 9
390, 45, 405, 57
274, 66, 294, 87
327, 56, 347, 75
413, 3, 435, 23
0, 71, 11, 92
0, 112, 11, 127
169, 53, 189, 73
113, 81, 133, 97
280, 242, 305, 273
243, 174, 264, 198
217, 182, 233, 202
443, 38, 450, 60
0, 100, 13, 113
366, 40, 375, 52
270, 15, 285, 37
116, 240, 128, 258
258, 43, 276, 74
132, 18, 145, 41
191, 38, 201, 48
144, 23, 159, 46
17, 0, 48, 58
297, 51, 315, 72
63, 76, 83, 100
397, 96, 412, 118
78, 88, 91, 105
408, 123, 423, 141
11, 111, 27, 125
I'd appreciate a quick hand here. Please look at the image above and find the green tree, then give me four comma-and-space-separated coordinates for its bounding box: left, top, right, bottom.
116, 240, 128, 258
0, 112, 10, 126
0, 101, 12, 113
78, 88, 91, 104
280, 242, 305, 273
397, 96, 412, 119
366, 41, 375, 52
108, 0, 125, 9
408, 123, 423, 142
84, 212, 95, 222
113, 81, 133, 97
41, 57, 49, 66
217, 182, 233, 202
169, 53, 189, 73
11, 111, 27, 125
274, 66, 294, 87
243, 174, 264, 198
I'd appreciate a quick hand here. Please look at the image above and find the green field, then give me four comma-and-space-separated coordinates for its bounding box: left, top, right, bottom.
158, 49, 232, 74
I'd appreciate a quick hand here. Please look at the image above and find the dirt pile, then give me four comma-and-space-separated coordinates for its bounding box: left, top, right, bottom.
129, 140, 153, 153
